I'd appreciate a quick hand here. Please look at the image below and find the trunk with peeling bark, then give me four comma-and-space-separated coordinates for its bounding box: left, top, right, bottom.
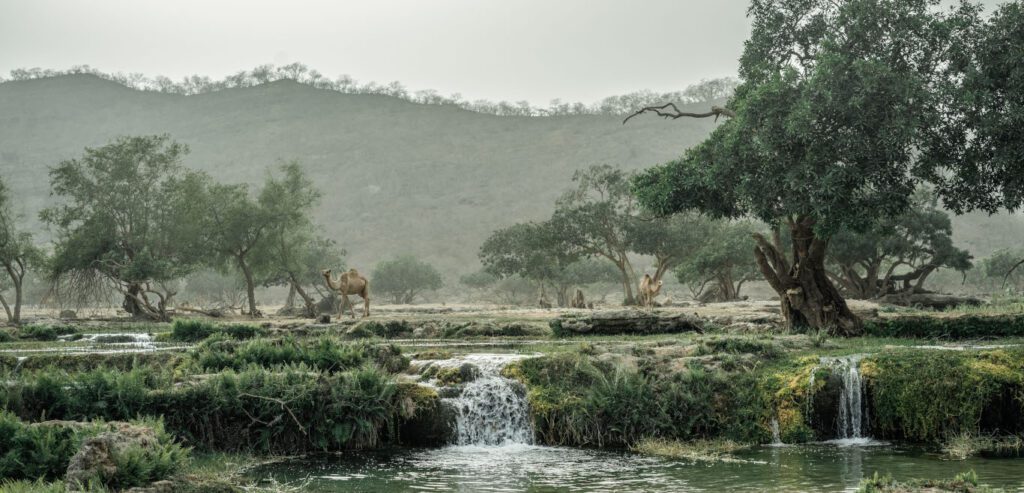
122, 283, 147, 317
119, 282, 174, 321
1, 260, 26, 324
753, 220, 862, 336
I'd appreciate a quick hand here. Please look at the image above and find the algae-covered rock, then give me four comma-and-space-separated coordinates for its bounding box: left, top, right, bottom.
397, 384, 457, 446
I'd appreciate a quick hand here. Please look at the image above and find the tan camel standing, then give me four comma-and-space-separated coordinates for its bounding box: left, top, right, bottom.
321, 268, 370, 318
638, 274, 663, 310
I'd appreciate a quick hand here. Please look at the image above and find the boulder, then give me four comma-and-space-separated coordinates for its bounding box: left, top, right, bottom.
65, 423, 159, 486
59, 309, 77, 320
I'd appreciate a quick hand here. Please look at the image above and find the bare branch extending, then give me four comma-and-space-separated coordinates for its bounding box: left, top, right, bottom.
622, 103, 736, 124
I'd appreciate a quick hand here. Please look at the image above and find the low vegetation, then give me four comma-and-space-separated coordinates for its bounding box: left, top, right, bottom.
858, 470, 1002, 493
632, 438, 750, 463
0, 413, 187, 489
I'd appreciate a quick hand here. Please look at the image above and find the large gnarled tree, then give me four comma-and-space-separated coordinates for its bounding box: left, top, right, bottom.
828, 196, 972, 299
631, 0, 995, 335
42, 135, 208, 320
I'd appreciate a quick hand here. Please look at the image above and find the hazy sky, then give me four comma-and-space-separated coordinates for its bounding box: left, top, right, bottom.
0, 0, 1006, 104
0, 0, 753, 104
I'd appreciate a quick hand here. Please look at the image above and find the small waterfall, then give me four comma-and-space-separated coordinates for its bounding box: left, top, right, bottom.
416, 354, 534, 446
13, 356, 27, 374
770, 418, 783, 446
822, 355, 869, 440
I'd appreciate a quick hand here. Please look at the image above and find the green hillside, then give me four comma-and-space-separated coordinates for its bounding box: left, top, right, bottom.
0, 74, 1020, 276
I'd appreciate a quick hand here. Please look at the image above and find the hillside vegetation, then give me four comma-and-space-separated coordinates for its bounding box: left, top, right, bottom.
0, 74, 1021, 277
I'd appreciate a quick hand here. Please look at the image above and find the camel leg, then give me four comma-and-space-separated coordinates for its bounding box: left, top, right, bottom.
362, 294, 370, 318
341, 293, 356, 319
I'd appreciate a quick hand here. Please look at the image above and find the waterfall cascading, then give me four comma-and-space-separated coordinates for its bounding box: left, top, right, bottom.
450, 371, 533, 445
770, 418, 783, 446
821, 355, 868, 440
415, 353, 534, 446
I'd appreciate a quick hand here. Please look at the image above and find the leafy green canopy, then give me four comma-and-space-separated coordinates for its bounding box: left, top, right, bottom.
930, 1, 1024, 213
829, 195, 972, 298
634, 0, 999, 237
41, 135, 209, 315
675, 221, 761, 301
371, 255, 444, 304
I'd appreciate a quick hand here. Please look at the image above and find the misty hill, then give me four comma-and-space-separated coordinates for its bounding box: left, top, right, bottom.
0, 74, 715, 274
0, 74, 1021, 277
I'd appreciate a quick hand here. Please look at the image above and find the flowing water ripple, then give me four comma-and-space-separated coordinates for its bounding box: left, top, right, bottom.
248, 444, 1024, 493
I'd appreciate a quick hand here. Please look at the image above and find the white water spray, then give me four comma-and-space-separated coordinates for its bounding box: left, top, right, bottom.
770, 418, 783, 446
416, 354, 534, 446
821, 355, 868, 440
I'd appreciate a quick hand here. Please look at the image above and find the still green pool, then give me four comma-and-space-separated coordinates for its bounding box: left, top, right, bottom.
246, 442, 1024, 492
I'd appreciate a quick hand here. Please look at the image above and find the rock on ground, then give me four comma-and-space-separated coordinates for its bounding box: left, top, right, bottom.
65, 423, 159, 486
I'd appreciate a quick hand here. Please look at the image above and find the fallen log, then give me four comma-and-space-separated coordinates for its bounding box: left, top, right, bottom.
551, 310, 706, 336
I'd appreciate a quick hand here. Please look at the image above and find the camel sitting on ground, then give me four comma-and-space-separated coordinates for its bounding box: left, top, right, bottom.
322, 268, 370, 318
638, 274, 663, 310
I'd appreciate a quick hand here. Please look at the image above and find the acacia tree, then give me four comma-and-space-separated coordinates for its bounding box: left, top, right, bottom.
478, 219, 620, 306
201, 162, 320, 317
371, 256, 443, 304
828, 198, 972, 299
42, 135, 209, 320
629, 213, 712, 285
981, 249, 1024, 293
255, 162, 334, 317
554, 165, 642, 304
201, 182, 268, 317
630, 0, 994, 334
675, 221, 761, 302
0, 179, 42, 324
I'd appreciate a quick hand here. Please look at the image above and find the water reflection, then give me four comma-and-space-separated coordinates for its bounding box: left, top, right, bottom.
247, 443, 1024, 493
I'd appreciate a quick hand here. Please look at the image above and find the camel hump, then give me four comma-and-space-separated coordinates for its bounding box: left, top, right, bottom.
348, 268, 360, 276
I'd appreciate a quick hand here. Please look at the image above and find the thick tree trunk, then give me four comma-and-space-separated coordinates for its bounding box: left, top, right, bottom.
123, 283, 146, 317
0, 262, 23, 324
290, 278, 317, 318
0, 294, 12, 324
13, 278, 21, 324
753, 221, 862, 336
284, 284, 296, 310
238, 257, 260, 317
614, 257, 638, 305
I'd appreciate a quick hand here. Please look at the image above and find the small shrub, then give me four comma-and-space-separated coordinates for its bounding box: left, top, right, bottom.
865, 315, 1024, 339
169, 320, 263, 342
17, 325, 78, 342
632, 438, 749, 463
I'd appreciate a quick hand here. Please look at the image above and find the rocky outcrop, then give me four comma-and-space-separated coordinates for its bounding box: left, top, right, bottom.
65, 423, 159, 486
